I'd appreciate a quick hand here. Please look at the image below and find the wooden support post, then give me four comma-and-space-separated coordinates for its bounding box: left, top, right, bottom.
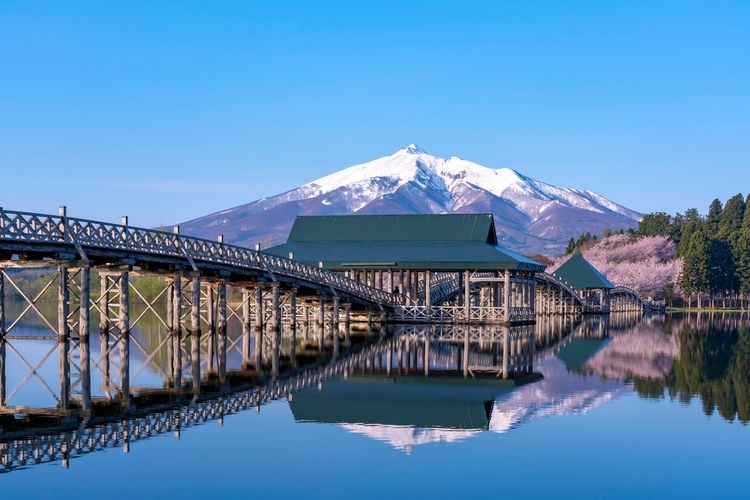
318, 298, 325, 352
58, 267, 70, 409
241, 289, 251, 368
504, 270, 511, 322
290, 287, 297, 369
425, 269, 431, 307
0, 337, 5, 407
0, 271, 4, 340
344, 303, 351, 346
191, 277, 201, 395
332, 296, 340, 357
403, 270, 410, 305
463, 329, 470, 378
172, 276, 182, 388
410, 271, 417, 305
190, 278, 201, 335
99, 275, 110, 388
206, 285, 215, 371
217, 280, 227, 384
271, 281, 280, 378
254, 286, 263, 370
119, 271, 130, 402
166, 281, 175, 382
303, 305, 310, 338
58, 267, 70, 340
79, 267, 92, 410
464, 270, 471, 319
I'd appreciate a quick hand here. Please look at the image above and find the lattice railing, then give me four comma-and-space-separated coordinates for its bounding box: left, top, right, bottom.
536, 272, 584, 307
0, 209, 394, 307
394, 305, 514, 323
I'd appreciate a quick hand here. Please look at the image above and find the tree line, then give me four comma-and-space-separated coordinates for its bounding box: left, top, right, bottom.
637, 193, 750, 307
567, 193, 750, 307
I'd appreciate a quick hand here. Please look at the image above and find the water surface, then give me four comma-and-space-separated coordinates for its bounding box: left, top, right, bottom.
1, 306, 748, 499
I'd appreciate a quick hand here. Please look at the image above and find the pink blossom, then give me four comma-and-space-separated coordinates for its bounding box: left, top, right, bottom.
550, 235, 683, 299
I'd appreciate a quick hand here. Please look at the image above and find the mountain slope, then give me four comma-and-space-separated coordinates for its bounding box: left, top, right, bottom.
180, 145, 641, 254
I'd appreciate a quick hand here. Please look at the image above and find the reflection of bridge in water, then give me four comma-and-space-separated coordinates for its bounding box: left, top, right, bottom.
0, 309, 651, 472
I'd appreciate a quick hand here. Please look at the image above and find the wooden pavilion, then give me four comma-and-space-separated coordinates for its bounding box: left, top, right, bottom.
267, 214, 546, 324
552, 252, 614, 314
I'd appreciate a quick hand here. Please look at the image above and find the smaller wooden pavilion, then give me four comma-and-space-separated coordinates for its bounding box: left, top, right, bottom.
267, 214, 546, 324
552, 253, 614, 314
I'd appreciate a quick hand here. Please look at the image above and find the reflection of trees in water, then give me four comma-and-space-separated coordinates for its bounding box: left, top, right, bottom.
585, 323, 678, 380
631, 315, 750, 424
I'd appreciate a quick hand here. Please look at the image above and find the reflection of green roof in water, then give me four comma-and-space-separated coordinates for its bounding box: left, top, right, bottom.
289, 376, 528, 430
555, 339, 610, 372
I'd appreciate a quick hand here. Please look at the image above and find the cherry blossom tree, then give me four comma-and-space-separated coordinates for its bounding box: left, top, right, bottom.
550, 235, 683, 299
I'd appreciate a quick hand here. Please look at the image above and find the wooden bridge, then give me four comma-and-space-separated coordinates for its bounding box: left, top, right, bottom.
0, 207, 651, 344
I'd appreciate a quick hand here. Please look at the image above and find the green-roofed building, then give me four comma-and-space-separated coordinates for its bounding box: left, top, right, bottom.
267, 213, 545, 323
552, 252, 614, 313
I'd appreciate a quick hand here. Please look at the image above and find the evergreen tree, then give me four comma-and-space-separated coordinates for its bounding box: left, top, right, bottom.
681, 230, 710, 296
735, 229, 750, 293
670, 212, 685, 248
742, 194, 750, 231
706, 198, 723, 237
565, 237, 576, 255
677, 208, 704, 258
637, 212, 671, 237
708, 238, 735, 292
718, 193, 745, 241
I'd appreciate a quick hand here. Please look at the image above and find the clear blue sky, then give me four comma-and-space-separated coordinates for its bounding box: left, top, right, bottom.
1, 1, 748, 227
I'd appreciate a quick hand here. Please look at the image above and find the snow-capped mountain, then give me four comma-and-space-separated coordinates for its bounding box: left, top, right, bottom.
180, 145, 641, 254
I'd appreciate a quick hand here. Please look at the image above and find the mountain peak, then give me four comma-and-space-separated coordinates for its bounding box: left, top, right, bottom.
179, 146, 642, 255
399, 144, 427, 155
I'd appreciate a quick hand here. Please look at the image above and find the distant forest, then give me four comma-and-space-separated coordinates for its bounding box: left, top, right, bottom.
565, 192, 750, 307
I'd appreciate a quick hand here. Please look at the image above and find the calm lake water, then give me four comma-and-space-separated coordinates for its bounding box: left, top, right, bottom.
1, 302, 749, 499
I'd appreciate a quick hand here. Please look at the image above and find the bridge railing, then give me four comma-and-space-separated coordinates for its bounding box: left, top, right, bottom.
610, 286, 647, 311
536, 272, 584, 306
0, 209, 394, 307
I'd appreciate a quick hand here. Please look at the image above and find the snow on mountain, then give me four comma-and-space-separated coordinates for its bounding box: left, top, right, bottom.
180, 144, 642, 254
488, 357, 629, 434
338, 424, 478, 455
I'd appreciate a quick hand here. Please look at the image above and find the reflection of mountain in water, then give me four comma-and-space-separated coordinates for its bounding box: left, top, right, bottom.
297, 316, 699, 452
312, 356, 634, 452
340, 424, 478, 454
489, 357, 629, 433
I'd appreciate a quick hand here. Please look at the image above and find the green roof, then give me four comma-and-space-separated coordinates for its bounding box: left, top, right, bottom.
552, 253, 615, 289
288, 376, 519, 429
288, 214, 499, 243
267, 214, 546, 272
